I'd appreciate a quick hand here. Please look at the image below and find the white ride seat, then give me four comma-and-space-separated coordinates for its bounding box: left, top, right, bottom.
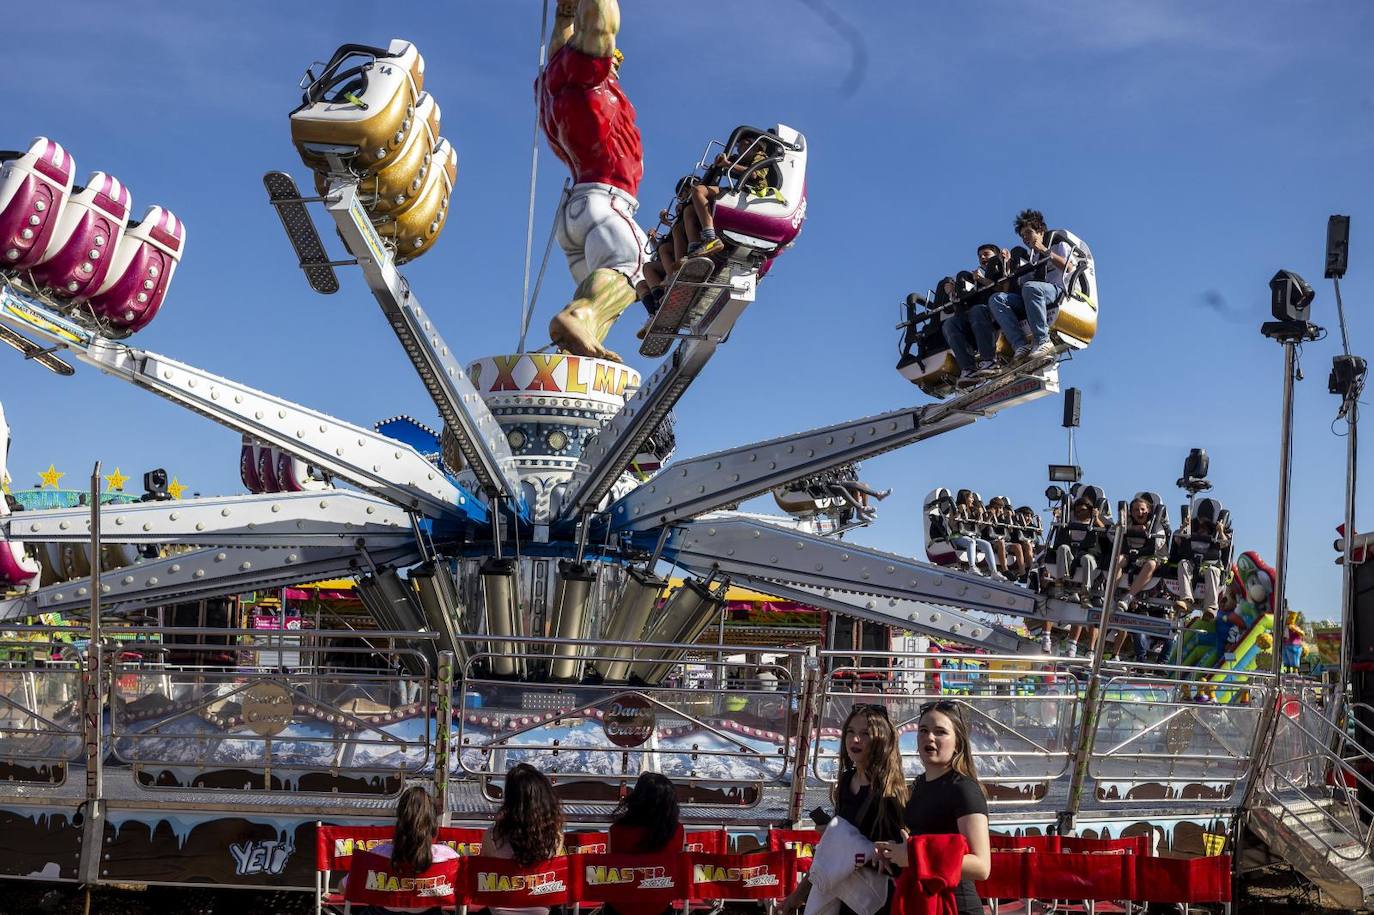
88, 205, 185, 335
0, 137, 76, 271
276, 450, 328, 492
29, 172, 132, 301
923, 487, 961, 566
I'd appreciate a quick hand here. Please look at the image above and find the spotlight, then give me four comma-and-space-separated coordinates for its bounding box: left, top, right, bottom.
1269, 270, 1314, 324
1047, 464, 1081, 483
140, 468, 170, 502
1330, 354, 1368, 399
1045, 485, 1065, 503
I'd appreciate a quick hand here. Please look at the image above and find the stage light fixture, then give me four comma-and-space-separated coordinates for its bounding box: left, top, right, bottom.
1269, 270, 1314, 324
1047, 464, 1081, 483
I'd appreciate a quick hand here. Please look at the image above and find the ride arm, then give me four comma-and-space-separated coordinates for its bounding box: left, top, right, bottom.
607, 368, 1057, 532
570, 0, 620, 58
559, 272, 756, 520
323, 183, 525, 513
664, 516, 1039, 620
3, 491, 422, 549
0, 542, 422, 620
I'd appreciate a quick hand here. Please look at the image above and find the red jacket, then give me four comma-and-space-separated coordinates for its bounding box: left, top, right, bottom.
891, 834, 969, 915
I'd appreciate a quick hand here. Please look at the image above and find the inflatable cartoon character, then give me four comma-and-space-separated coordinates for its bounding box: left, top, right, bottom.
1283, 610, 1306, 672
1212, 551, 1276, 663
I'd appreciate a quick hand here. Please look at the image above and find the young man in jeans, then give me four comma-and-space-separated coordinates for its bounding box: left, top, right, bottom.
942, 243, 1004, 388
988, 209, 1072, 363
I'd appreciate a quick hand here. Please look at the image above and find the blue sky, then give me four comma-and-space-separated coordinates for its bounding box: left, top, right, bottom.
4, 2, 1374, 620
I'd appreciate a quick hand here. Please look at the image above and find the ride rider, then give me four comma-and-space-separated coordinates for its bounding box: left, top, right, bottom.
1171, 498, 1231, 617
539, 0, 650, 362
952, 489, 1004, 580
943, 244, 1004, 389
987, 209, 1072, 364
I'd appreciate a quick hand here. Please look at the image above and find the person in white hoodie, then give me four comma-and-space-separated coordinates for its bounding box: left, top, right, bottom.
781, 704, 909, 915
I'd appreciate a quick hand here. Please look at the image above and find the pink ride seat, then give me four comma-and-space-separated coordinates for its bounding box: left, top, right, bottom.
712, 124, 807, 257
30, 172, 131, 300
89, 205, 184, 334
0, 138, 76, 270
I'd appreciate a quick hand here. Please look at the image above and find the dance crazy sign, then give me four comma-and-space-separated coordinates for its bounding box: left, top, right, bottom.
602, 693, 656, 748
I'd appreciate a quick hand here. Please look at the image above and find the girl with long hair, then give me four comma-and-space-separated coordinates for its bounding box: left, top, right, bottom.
482, 763, 566, 915
342, 785, 456, 914
875, 701, 991, 915
606, 772, 685, 915
781, 703, 910, 915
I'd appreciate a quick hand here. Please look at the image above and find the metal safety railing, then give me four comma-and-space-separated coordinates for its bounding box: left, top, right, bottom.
1261, 694, 1374, 862
106, 627, 436, 794
453, 635, 803, 804
817, 653, 1080, 806
0, 630, 86, 784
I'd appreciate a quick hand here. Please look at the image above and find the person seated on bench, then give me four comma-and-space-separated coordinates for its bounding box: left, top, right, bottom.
944, 244, 1007, 389
987, 209, 1074, 364
952, 489, 1004, 580
481, 763, 566, 915
340, 785, 458, 913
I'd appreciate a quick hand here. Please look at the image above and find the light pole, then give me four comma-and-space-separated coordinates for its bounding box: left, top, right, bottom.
1239, 271, 1320, 817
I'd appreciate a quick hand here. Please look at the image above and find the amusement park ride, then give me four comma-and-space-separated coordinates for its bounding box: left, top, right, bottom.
0, 29, 1369, 910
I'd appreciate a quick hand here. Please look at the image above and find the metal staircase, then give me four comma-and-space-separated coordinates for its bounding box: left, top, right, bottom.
1249, 696, 1374, 910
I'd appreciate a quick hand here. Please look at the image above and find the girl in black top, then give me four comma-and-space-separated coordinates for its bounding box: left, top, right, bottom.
875, 701, 990, 915
781, 703, 909, 915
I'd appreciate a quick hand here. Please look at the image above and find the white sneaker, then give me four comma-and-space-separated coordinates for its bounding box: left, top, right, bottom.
974, 360, 999, 377
1027, 340, 1056, 361
1116, 599, 1131, 612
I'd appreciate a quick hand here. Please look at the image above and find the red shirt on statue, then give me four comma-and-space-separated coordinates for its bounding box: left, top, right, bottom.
537, 45, 644, 195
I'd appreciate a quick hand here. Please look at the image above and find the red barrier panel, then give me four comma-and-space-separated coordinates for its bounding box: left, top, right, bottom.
688, 850, 793, 900
989, 833, 1061, 853
315, 824, 397, 872
343, 848, 459, 909
579, 850, 687, 910
464, 854, 577, 907
1134, 855, 1232, 903
684, 828, 729, 854
436, 825, 485, 856
1058, 834, 1150, 856
976, 851, 1031, 900
565, 830, 611, 854
768, 828, 820, 876
1026, 851, 1136, 901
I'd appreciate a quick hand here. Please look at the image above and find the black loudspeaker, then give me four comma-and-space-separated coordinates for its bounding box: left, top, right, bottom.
1326, 214, 1351, 280
1062, 387, 1082, 428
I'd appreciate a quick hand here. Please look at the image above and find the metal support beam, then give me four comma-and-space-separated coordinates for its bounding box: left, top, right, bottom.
561, 275, 756, 519
0, 286, 469, 520
0, 543, 421, 620
727, 573, 1033, 654
664, 516, 1037, 618
608, 365, 1059, 531
5, 490, 420, 548
1058, 503, 1128, 833
324, 183, 524, 509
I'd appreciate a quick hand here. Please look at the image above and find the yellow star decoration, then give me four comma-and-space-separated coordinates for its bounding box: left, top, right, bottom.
167, 476, 188, 500
103, 467, 130, 492
38, 464, 65, 489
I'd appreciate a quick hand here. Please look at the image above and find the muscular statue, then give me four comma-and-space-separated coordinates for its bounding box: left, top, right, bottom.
538, 0, 648, 362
